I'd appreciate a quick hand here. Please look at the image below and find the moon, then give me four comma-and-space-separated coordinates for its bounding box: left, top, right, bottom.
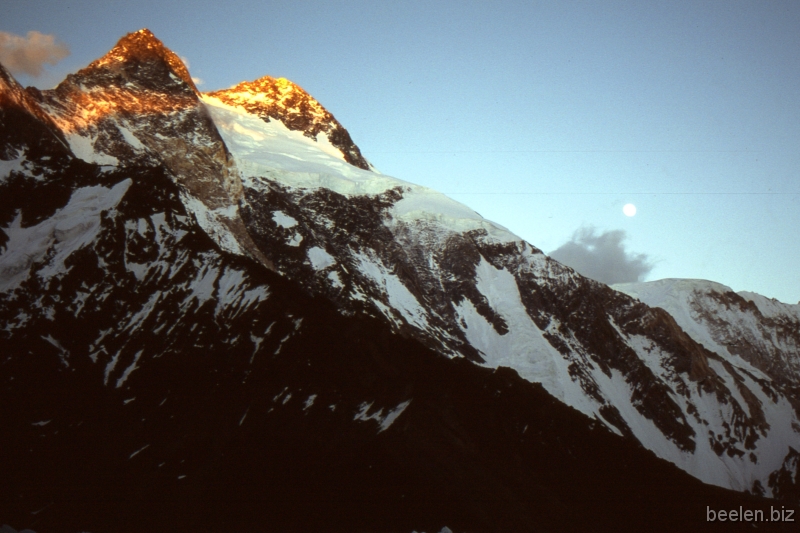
623, 203, 637, 217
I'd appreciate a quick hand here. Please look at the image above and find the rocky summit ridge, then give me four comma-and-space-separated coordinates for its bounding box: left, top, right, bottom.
1, 29, 798, 532
84, 28, 199, 93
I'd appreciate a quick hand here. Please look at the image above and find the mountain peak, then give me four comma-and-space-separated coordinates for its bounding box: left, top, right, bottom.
83, 29, 197, 93
205, 75, 372, 170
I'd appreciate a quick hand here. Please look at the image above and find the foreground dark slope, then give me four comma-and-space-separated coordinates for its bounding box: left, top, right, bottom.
0, 66, 795, 532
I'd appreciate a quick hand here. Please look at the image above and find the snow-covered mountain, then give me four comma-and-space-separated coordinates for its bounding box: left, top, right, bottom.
613, 279, 800, 393
1, 29, 798, 531
614, 278, 800, 497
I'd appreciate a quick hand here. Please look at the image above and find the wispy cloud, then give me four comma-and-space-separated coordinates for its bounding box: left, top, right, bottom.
0, 31, 70, 77
549, 226, 653, 285
179, 55, 203, 86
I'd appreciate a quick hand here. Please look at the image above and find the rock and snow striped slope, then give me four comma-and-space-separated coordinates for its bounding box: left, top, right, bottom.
613, 279, 800, 389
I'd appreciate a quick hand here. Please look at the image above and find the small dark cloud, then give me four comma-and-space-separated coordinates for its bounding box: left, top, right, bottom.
0, 31, 70, 77
549, 226, 653, 285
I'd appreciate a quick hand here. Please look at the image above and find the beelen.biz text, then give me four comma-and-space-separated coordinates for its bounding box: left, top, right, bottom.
707, 506, 794, 522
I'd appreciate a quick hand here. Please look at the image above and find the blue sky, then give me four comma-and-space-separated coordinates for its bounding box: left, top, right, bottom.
3, 0, 799, 303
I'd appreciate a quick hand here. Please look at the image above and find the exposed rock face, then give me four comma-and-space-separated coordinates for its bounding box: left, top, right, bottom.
1, 28, 799, 531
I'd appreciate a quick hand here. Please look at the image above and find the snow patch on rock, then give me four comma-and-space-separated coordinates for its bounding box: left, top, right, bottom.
179, 192, 243, 256
272, 210, 297, 228
65, 133, 119, 166
354, 251, 429, 329
0, 179, 132, 292
353, 399, 412, 433
307, 246, 335, 270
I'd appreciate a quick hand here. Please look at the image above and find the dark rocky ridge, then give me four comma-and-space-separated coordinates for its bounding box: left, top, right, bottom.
0, 64, 69, 163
